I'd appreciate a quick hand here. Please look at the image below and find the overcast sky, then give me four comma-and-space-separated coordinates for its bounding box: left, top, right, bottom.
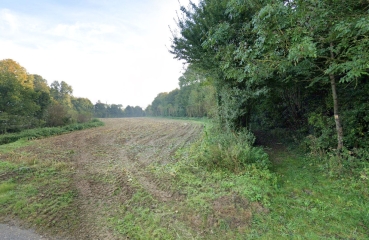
0, 0, 197, 108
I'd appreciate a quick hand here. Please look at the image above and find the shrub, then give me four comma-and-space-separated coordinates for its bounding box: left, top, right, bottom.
46, 103, 69, 127
197, 124, 271, 173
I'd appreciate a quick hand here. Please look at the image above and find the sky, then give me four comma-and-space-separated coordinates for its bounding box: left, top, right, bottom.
0, 0, 197, 108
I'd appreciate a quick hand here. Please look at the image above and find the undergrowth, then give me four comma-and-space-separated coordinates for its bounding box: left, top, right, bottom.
0, 119, 104, 145
259, 153, 369, 239
197, 124, 271, 173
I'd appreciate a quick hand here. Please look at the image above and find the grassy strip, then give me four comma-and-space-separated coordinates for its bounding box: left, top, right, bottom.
0, 140, 79, 237
113, 124, 369, 239
0, 119, 104, 145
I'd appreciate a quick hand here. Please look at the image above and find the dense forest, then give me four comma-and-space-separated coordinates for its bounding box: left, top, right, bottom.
0, 59, 145, 134
147, 0, 369, 175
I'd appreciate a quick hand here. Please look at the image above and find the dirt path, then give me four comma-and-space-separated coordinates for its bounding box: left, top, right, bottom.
1, 118, 202, 239
0, 223, 48, 240
254, 130, 287, 164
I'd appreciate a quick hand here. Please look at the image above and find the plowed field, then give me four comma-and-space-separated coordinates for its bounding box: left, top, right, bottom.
0, 118, 203, 239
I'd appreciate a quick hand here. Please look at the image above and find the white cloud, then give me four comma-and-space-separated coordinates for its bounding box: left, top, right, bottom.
0, 9, 19, 33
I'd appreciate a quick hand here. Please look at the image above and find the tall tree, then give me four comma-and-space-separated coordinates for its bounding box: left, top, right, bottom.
0, 59, 34, 89
50, 80, 73, 109
0, 71, 39, 132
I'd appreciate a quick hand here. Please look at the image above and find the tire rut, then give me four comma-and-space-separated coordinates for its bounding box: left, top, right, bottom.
67, 118, 201, 238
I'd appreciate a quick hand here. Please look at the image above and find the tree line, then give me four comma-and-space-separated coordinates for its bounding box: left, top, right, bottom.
94, 102, 145, 118
146, 65, 217, 118
153, 0, 368, 159
0, 59, 144, 134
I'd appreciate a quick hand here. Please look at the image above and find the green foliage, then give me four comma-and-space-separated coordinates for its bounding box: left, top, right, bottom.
0, 59, 101, 132
46, 103, 71, 127
93, 101, 145, 118
170, 0, 369, 172
0, 70, 41, 133
305, 113, 336, 153
50, 80, 73, 109
342, 102, 369, 149
71, 97, 93, 123
124, 105, 145, 117
196, 123, 271, 173
0, 119, 104, 145
147, 67, 216, 118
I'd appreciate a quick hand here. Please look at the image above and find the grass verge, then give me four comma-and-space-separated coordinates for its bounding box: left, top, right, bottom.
0, 119, 104, 145
256, 152, 369, 239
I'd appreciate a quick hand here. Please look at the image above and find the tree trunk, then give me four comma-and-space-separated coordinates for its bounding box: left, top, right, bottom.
329, 73, 344, 150
329, 43, 344, 150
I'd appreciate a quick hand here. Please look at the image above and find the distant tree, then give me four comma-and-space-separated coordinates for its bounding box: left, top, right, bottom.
124, 105, 133, 117
72, 97, 94, 122
145, 105, 153, 116
123, 105, 145, 117
72, 97, 93, 113
31, 75, 51, 123
108, 104, 124, 118
46, 103, 69, 127
50, 80, 73, 109
32, 74, 50, 93
94, 101, 107, 118
133, 106, 145, 117
151, 93, 169, 116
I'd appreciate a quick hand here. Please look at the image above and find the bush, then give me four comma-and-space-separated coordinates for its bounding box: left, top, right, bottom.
197, 124, 271, 173
305, 111, 369, 177
77, 113, 92, 123
46, 103, 70, 127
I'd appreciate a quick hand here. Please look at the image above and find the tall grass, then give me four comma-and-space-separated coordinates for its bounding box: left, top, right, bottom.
196, 124, 271, 173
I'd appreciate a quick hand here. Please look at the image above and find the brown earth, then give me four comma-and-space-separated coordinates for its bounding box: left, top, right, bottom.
1, 118, 203, 239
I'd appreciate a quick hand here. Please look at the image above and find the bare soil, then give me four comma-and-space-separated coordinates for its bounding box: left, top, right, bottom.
1, 118, 203, 239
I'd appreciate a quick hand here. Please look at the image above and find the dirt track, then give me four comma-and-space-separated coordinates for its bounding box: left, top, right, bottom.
6, 118, 202, 239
